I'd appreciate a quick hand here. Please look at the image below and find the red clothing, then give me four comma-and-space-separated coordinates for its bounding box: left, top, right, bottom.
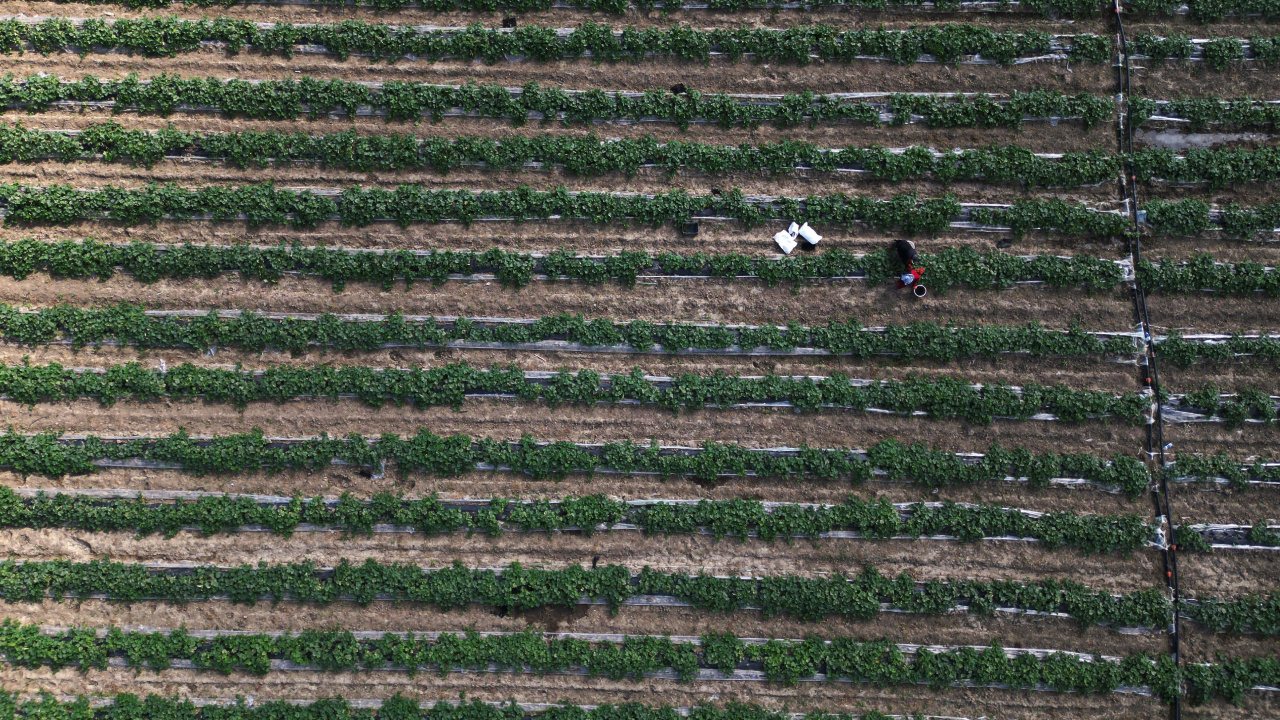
897, 267, 924, 289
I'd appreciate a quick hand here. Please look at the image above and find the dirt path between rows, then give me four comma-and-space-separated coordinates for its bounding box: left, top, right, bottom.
2, 106, 1116, 154
0, 597, 1166, 656
0, 464, 1147, 514
0, 1, 1118, 31
0, 665, 1167, 720
0, 525, 1165, 590
0, 395, 1149, 455
4, 159, 1120, 207
0, 219, 1131, 258
4, 49, 1113, 96
0, 273, 1140, 329
2, 345, 1145, 394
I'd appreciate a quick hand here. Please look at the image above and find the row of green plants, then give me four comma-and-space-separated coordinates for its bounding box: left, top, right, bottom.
0, 361, 1156, 422
1142, 198, 1280, 240
0, 186, 1132, 242
0, 619, 1181, 698
0, 558, 1171, 628
1130, 97, 1280, 130
1176, 522, 1280, 551
1157, 331, 1280, 367
0, 74, 1117, 129
0, 303, 1139, 359
0, 694, 987, 720
19, 121, 1280, 192
0, 487, 1155, 552
1130, 0, 1280, 22
1132, 147, 1280, 190
1130, 33, 1280, 69
1174, 385, 1278, 427
0, 239, 1129, 291
17, 0, 1280, 23
0, 429, 1154, 495
1186, 594, 1280, 638
3, 18, 1109, 65
0, 122, 1125, 187
1167, 452, 1280, 488
1136, 254, 1280, 296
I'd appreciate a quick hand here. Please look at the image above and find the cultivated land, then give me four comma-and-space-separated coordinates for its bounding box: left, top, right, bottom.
0, 2, 1274, 720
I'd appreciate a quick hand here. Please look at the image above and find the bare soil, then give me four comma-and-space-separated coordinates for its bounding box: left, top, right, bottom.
1171, 482, 1280, 525
0, 273, 1141, 329
0, 48, 1113, 95
0, 218, 1132, 257
0, 597, 1166, 656
0, 525, 1164, 589
0, 665, 1167, 720
0, 345, 1147, 394
1176, 550, 1280, 596
0, 1, 1118, 31
1130, 61, 1280, 100
0, 156, 1120, 205
0, 465, 1148, 512
1157, 422, 1280, 461
0, 105, 1117, 154
0, 391, 1151, 454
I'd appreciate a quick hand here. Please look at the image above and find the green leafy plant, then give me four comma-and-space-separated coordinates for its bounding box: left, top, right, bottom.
0, 304, 1140, 360
0, 429, 1154, 496
0, 19, 1107, 66
0, 361, 1156, 422
0, 486, 1155, 552
0, 75, 1115, 129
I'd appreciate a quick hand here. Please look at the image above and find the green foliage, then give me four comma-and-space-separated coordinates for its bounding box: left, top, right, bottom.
0, 429, 1153, 496
1136, 254, 1280, 296
0, 562, 1170, 628
0, 19, 1104, 67
0, 304, 1139, 360
0, 486, 1155, 552
1130, 0, 1280, 23
1142, 198, 1280, 239
1167, 451, 1280, 489
0, 361, 1156, 422
1136, 96, 1280, 130
0, 620, 1183, 697
1134, 147, 1280, 190
1171, 384, 1278, 427
0, 0, 1113, 17
0, 186, 1121, 240
1172, 524, 1214, 552
0, 240, 1130, 292
0, 74, 1114, 129
1185, 594, 1280, 636
0, 693, 983, 720
0, 122, 1124, 187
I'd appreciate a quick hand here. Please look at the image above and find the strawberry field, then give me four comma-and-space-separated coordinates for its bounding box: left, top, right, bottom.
0, 1, 1274, 720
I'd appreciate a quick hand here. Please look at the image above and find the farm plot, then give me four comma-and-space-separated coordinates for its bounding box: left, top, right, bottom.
0, 2, 1273, 720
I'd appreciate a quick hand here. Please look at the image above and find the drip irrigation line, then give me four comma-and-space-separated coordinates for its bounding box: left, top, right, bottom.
1115, 4, 1180, 719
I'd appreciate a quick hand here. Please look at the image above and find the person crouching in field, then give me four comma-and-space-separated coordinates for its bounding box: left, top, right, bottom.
893, 239, 923, 290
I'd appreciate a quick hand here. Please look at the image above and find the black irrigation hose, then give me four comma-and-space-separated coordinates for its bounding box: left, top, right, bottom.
1115, 4, 1181, 720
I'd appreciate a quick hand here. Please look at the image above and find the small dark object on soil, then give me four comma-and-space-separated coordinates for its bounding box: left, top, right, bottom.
502, 16, 517, 27
670, 83, 687, 94
711, 187, 722, 195
681, 222, 700, 236
592, 555, 600, 568
997, 238, 1014, 249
